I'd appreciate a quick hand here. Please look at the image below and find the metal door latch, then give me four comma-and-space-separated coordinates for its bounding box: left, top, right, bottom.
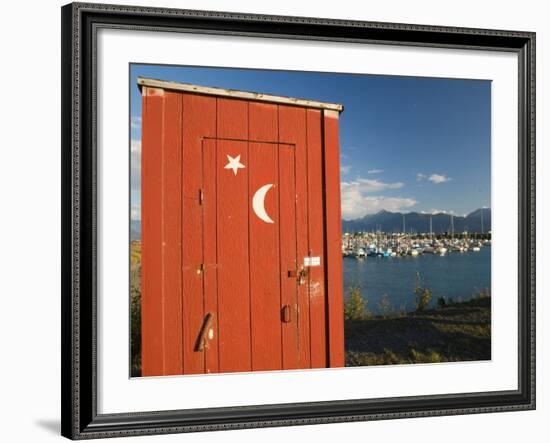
288, 267, 308, 285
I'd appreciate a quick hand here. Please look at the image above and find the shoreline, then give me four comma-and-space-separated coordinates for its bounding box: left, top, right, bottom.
345, 295, 491, 366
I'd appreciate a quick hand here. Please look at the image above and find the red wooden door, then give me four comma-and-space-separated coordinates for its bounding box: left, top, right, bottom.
140, 85, 344, 377
176, 136, 304, 374
199, 139, 303, 373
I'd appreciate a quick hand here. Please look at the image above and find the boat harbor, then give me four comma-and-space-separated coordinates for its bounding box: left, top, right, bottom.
342, 231, 491, 259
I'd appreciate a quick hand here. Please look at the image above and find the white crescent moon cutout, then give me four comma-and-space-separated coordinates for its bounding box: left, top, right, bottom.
252, 184, 275, 224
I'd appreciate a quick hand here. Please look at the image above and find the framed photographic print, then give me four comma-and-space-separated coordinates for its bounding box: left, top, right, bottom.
61, 2, 536, 439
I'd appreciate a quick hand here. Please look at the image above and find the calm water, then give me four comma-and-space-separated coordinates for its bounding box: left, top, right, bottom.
343, 246, 491, 314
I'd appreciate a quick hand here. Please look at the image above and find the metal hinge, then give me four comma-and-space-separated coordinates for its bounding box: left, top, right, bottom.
199, 188, 204, 205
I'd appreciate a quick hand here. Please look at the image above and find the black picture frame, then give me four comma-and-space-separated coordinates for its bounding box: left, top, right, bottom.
61, 2, 536, 439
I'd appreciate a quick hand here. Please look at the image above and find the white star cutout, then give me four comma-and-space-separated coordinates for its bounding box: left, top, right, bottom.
224, 154, 246, 176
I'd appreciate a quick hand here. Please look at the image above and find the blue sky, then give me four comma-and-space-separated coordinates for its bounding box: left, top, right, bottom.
130, 64, 491, 221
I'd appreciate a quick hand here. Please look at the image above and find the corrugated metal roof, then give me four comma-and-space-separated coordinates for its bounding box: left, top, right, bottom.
137, 77, 344, 112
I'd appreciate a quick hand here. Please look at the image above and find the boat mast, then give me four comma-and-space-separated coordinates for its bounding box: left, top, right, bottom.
480, 208, 484, 235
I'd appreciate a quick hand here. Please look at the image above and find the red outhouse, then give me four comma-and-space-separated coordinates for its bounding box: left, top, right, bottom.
138, 77, 344, 376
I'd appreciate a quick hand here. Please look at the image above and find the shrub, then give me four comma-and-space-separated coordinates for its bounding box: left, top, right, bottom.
378, 293, 394, 318
410, 348, 443, 363
414, 272, 432, 312
130, 242, 142, 377
344, 286, 369, 320
382, 349, 400, 364
474, 288, 491, 299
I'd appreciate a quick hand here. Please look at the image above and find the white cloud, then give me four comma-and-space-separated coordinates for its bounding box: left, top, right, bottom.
340, 165, 352, 175
131, 205, 141, 221
367, 169, 384, 174
131, 116, 142, 130
429, 209, 456, 215
131, 139, 141, 192
417, 172, 451, 184
341, 195, 417, 220
428, 174, 451, 184
131, 138, 141, 153
340, 177, 415, 219
341, 178, 403, 194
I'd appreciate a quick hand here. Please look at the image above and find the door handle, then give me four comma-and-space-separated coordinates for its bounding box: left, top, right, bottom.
195, 312, 213, 352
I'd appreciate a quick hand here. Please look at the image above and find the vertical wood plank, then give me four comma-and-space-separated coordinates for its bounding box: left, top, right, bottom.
217, 98, 251, 373
323, 110, 345, 368
278, 143, 299, 370
248, 102, 281, 370
202, 138, 219, 373
249, 142, 282, 371
306, 109, 327, 368
217, 98, 248, 139
141, 86, 165, 376
217, 139, 251, 373
279, 106, 311, 369
249, 102, 278, 142
162, 91, 183, 375
181, 94, 216, 374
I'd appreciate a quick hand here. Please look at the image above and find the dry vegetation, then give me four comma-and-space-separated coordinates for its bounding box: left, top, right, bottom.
130, 240, 141, 377
345, 288, 491, 366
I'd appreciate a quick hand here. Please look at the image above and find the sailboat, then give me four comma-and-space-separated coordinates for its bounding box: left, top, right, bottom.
423, 216, 436, 253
